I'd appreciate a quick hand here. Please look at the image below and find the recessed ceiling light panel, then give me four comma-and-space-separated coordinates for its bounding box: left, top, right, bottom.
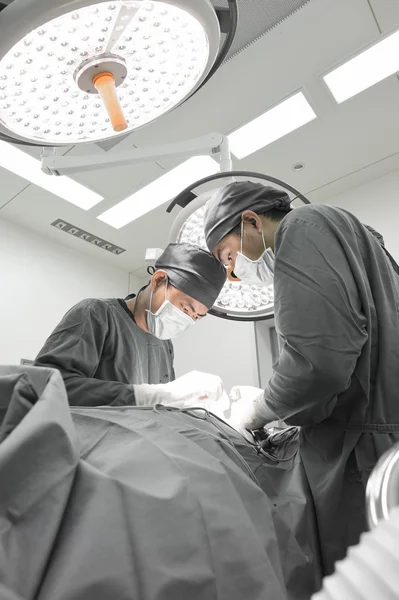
0, 0, 221, 145
98, 155, 219, 228
228, 92, 317, 160
0, 140, 103, 208
324, 29, 399, 103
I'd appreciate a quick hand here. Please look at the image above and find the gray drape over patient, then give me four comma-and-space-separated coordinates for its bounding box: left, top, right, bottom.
0, 366, 321, 600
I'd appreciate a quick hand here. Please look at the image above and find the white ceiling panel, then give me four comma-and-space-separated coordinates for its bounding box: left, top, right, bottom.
368, 0, 399, 32
0, 143, 73, 209
235, 77, 399, 193
309, 152, 399, 202
212, 0, 312, 60
0, 168, 31, 209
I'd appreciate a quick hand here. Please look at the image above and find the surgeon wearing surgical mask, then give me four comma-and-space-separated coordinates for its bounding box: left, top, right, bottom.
229, 217, 275, 286
35, 243, 227, 409
203, 180, 399, 579
144, 272, 205, 340
207, 184, 289, 287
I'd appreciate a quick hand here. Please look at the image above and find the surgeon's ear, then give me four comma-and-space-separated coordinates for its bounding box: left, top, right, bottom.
242, 210, 263, 231
150, 270, 167, 291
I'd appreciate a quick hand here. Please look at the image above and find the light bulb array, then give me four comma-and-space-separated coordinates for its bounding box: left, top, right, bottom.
0, 1, 209, 144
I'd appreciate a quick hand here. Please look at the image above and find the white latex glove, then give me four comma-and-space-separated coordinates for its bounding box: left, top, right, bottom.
226, 386, 270, 440
133, 371, 229, 415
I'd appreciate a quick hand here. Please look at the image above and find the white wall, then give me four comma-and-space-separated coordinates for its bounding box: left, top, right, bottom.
128, 270, 150, 295
317, 169, 399, 261
254, 321, 275, 389
172, 314, 259, 392
0, 218, 129, 365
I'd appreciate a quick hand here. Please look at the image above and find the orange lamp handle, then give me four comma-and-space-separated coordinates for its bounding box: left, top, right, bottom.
93, 72, 127, 133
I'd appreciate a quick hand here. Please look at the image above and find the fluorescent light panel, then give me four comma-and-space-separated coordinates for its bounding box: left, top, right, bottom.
324, 29, 399, 103
0, 141, 103, 210
228, 92, 316, 160
98, 155, 219, 229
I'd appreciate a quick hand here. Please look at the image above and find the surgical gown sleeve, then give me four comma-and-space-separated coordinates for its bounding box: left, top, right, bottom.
265, 213, 368, 426
0, 585, 25, 600
35, 301, 135, 407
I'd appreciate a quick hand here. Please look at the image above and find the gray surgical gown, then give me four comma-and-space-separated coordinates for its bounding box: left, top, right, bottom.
35, 298, 175, 406
263, 204, 399, 575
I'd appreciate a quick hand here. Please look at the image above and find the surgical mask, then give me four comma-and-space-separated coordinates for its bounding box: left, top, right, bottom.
146, 280, 196, 340
234, 222, 275, 287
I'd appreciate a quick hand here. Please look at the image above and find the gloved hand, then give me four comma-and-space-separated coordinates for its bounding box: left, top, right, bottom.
227, 386, 271, 440
133, 371, 229, 414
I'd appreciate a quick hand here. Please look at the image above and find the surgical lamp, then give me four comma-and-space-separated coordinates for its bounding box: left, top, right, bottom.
0, 0, 237, 146
367, 442, 399, 529
167, 171, 311, 322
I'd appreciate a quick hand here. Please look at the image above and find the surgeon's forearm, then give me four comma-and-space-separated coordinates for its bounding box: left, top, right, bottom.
264, 366, 342, 426
263, 387, 299, 424
254, 393, 279, 424
262, 329, 356, 426
62, 374, 135, 407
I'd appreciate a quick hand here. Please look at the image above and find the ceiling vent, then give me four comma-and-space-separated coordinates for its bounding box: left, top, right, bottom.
51, 219, 126, 255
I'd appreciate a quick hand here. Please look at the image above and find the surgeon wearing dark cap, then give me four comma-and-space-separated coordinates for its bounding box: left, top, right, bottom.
203, 181, 399, 577
35, 242, 227, 408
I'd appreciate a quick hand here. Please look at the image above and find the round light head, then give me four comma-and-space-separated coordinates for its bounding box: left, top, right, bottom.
0, 0, 220, 145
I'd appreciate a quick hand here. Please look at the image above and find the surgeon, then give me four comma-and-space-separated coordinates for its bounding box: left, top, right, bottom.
35, 242, 227, 408
203, 181, 399, 575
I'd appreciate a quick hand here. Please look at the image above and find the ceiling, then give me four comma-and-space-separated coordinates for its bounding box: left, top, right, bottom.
215, 0, 312, 61
1, 0, 399, 280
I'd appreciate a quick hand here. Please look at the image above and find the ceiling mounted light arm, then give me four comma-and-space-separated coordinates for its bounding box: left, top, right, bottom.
41, 132, 232, 176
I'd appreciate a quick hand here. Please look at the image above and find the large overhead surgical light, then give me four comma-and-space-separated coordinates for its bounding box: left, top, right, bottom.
168, 171, 311, 322
0, 0, 237, 146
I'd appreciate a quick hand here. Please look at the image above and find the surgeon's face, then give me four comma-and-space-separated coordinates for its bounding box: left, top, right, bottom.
212, 232, 241, 271
150, 272, 208, 321
212, 220, 265, 272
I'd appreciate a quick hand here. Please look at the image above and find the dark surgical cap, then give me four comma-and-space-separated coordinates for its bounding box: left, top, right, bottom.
204, 181, 292, 251
155, 243, 227, 309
